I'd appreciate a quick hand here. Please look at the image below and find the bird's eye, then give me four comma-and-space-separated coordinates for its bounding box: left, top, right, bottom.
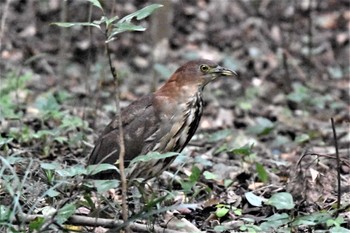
200, 64, 210, 73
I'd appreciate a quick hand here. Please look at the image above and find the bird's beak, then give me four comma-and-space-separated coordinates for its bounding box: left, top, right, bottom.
212, 66, 237, 77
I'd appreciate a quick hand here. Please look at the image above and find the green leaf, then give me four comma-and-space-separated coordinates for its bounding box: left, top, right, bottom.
51, 22, 101, 29
247, 117, 274, 136
29, 217, 45, 231
189, 166, 201, 183
213, 225, 230, 232
107, 4, 163, 41
56, 90, 71, 102
240, 224, 261, 233
144, 194, 168, 211
35, 92, 60, 114
107, 15, 119, 24
266, 192, 295, 210
233, 208, 242, 215
327, 66, 343, 79
216, 206, 229, 218
295, 133, 310, 143
56, 165, 86, 177
87, 0, 103, 10
86, 163, 118, 176
45, 188, 60, 197
0, 137, 13, 147
92, 180, 120, 193
224, 179, 233, 187
118, 4, 163, 23
245, 192, 263, 207
181, 181, 193, 193
287, 83, 309, 103
231, 143, 253, 156
207, 129, 232, 143
54, 136, 68, 144
180, 166, 201, 193
33, 129, 56, 139
330, 226, 350, 233
41, 162, 61, 170
60, 115, 87, 130
109, 22, 146, 39
56, 203, 76, 225
203, 171, 217, 180
327, 216, 345, 227
129, 152, 178, 164
238, 101, 253, 110
256, 163, 269, 183
265, 213, 290, 221
292, 212, 332, 226
259, 213, 290, 231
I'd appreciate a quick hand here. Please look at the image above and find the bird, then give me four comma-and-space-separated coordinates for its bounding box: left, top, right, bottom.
88, 59, 237, 181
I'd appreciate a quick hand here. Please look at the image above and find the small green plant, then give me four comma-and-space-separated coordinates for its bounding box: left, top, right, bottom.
4, 90, 91, 156
0, 71, 31, 120
52, 1, 162, 44
287, 82, 333, 109
180, 165, 201, 195
215, 204, 242, 218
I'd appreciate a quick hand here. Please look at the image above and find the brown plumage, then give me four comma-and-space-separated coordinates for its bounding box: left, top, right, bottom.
88, 59, 236, 180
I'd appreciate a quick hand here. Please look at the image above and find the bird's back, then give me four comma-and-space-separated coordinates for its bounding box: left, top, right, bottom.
88, 94, 160, 178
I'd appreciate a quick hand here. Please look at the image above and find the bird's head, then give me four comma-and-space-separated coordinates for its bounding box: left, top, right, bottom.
155, 59, 237, 103
166, 59, 237, 89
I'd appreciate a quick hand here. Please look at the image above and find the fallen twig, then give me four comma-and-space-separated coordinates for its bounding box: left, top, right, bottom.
15, 214, 188, 233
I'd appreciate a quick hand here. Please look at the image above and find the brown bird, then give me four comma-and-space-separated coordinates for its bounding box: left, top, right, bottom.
88, 59, 236, 180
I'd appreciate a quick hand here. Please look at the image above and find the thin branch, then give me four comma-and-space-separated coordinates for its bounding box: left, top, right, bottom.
331, 118, 341, 210
281, 50, 292, 93
105, 33, 129, 227
58, 0, 68, 86
307, 0, 313, 80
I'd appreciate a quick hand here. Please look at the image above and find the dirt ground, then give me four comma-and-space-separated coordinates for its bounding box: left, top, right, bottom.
0, 0, 349, 232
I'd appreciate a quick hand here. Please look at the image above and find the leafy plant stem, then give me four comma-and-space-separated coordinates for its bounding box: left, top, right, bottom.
331, 118, 341, 211
104, 30, 129, 229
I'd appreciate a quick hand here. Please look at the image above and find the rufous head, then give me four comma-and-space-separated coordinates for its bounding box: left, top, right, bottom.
168, 59, 237, 88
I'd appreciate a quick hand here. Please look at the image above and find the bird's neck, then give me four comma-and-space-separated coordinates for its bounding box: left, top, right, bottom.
156, 79, 202, 103
154, 80, 203, 118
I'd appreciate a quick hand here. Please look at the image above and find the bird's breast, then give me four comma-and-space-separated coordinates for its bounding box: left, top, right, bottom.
151, 93, 203, 153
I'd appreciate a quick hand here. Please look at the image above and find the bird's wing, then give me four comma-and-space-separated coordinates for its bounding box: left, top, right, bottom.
88, 94, 160, 167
